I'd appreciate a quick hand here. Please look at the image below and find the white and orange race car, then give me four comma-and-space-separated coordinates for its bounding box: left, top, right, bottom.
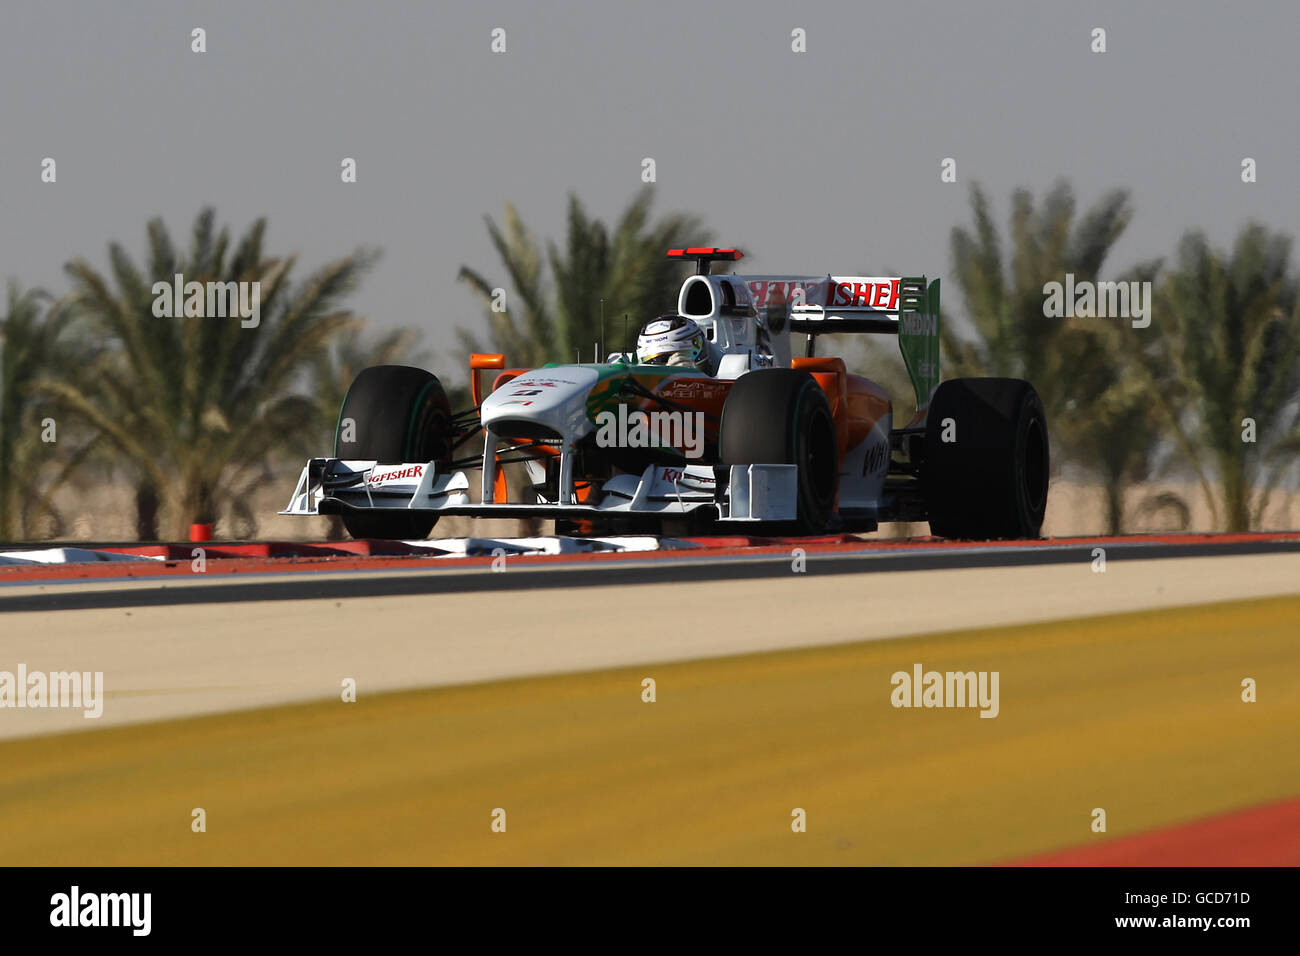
283, 248, 1049, 539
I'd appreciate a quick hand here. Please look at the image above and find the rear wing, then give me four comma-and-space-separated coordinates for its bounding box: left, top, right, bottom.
662, 249, 941, 416
742, 274, 942, 416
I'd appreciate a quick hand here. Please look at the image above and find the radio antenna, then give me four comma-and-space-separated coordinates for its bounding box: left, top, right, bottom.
600, 298, 605, 362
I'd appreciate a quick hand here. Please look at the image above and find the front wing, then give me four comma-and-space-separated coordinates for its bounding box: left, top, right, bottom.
279, 458, 800, 522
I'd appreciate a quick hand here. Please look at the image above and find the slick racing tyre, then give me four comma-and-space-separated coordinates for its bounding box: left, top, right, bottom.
719, 368, 839, 534
334, 365, 451, 540
923, 378, 1049, 540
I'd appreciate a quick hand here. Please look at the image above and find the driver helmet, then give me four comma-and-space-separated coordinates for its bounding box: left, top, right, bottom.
636, 314, 710, 370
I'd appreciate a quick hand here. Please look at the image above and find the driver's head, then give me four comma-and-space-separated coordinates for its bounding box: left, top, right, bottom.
635, 314, 709, 369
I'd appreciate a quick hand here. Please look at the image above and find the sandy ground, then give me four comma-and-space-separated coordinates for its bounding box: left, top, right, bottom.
2, 551, 1298, 739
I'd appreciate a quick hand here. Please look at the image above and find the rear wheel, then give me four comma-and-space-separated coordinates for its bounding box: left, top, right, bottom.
334, 365, 451, 540
923, 378, 1049, 539
719, 369, 839, 534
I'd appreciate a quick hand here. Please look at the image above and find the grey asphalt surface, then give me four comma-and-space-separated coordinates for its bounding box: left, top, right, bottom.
3, 535, 1300, 613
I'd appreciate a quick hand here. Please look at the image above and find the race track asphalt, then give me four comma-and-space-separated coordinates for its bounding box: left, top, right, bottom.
2, 551, 1299, 737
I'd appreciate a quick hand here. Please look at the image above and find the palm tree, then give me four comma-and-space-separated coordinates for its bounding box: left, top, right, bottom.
1062, 290, 1175, 534
0, 284, 97, 539
1131, 225, 1300, 530
457, 188, 709, 366
944, 181, 1133, 420
45, 208, 378, 540
944, 182, 1176, 532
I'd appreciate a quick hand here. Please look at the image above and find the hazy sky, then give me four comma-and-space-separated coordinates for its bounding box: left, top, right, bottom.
4, 0, 1297, 379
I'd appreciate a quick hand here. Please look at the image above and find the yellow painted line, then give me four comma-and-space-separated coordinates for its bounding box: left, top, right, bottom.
2, 594, 1297, 865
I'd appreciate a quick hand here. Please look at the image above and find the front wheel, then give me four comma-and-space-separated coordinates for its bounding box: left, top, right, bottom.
718, 369, 839, 533
334, 365, 451, 540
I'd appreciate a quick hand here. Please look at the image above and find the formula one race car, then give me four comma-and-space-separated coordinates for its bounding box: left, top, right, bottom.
282, 247, 1049, 539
